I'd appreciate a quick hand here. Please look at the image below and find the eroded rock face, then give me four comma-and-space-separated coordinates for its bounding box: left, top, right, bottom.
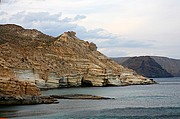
0, 24, 156, 89
0, 78, 41, 96
0, 65, 40, 97
0, 67, 43, 105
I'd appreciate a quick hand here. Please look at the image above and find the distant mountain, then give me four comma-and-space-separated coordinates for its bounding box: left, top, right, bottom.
151, 56, 180, 77
112, 56, 180, 78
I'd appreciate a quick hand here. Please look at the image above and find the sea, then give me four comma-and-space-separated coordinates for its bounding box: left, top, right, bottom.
0, 77, 180, 119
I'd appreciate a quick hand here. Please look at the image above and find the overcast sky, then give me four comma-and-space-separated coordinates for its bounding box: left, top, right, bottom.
0, 0, 180, 59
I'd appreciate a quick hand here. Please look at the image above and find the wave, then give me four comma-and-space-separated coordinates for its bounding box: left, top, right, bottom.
46, 107, 180, 119
1, 107, 180, 119
63, 107, 180, 119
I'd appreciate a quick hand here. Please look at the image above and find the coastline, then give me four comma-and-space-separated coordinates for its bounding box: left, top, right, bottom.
0, 82, 156, 106
0, 77, 179, 119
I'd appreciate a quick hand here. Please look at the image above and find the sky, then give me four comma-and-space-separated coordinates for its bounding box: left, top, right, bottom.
0, 0, 180, 59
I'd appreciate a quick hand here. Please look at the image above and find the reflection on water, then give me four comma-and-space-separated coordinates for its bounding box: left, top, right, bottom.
0, 77, 180, 119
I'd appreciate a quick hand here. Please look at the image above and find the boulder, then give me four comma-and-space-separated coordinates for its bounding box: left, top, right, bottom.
89, 42, 97, 51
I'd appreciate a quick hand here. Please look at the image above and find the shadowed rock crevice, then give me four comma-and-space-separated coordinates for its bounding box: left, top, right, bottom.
81, 78, 93, 87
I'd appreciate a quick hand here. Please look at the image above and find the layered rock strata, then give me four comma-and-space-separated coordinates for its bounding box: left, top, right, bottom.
0, 63, 57, 105
0, 24, 155, 90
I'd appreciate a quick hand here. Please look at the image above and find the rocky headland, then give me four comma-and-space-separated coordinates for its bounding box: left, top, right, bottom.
112, 56, 180, 78
151, 56, 180, 77
112, 56, 172, 78
0, 24, 156, 105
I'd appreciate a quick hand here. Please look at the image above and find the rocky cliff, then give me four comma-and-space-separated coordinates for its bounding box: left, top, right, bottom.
0, 63, 40, 95
0, 65, 45, 105
112, 56, 177, 78
0, 24, 155, 91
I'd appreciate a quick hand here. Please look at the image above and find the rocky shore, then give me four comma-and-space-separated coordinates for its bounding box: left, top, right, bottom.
0, 95, 58, 105
0, 77, 56, 105
50, 94, 114, 100
0, 94, 114, 105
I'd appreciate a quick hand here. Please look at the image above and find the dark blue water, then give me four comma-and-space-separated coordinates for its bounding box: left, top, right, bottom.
0, 77, 180, 119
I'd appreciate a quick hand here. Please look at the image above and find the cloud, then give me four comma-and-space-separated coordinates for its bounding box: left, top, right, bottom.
11, 11, 61, 23
61, 15, 86, 22
99, 48, 128, 57
1, 11, 84, 36
74, 15, 86, 21
0, 11, 7, 15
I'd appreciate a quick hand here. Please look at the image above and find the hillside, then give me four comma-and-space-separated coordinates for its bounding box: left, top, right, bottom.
112, 56, 180, 77
0, 24, 155, 91
151, 56, 180, 77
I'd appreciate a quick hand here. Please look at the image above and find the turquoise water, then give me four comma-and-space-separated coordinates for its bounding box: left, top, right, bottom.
0, 77, 180, 119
